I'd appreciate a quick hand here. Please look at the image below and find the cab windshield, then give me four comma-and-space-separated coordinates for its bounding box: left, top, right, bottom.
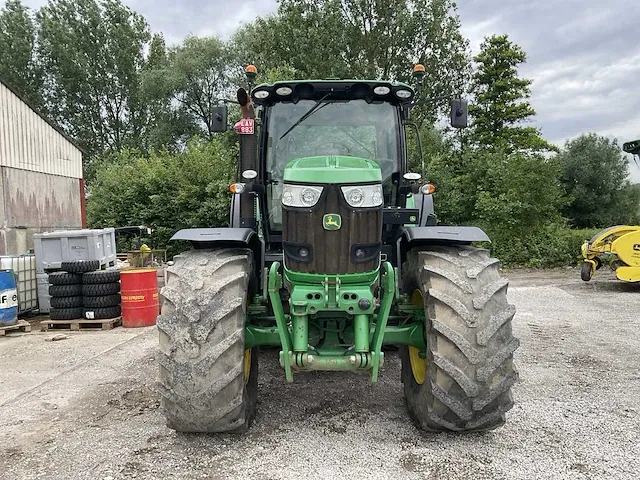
265, 100, 400, 230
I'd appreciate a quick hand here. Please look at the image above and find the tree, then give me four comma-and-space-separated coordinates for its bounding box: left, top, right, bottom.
235, 0, 471, 123
558, 133, 640, 228
144, 36, 242, 139
0, 0, 43, 107
140, 33, 198, 151
37, 0, 151, 163
469, 34, 555, 154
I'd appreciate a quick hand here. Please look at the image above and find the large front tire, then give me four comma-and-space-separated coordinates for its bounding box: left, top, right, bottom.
157, 248, 258, 433
401, 246, 519, 432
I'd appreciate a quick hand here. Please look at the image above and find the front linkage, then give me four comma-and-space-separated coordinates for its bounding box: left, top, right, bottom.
245, 261, 425, 383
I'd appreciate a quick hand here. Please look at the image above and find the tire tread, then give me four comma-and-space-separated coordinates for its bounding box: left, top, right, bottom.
49, 284, 83, 297
156, 248, 257, 433
48, 272, 82, 285
61, 260, 100, 273
83, 282, 120, 296
83, 270, 120, 284
401, 246, 519, 432
50, 296, 83, 309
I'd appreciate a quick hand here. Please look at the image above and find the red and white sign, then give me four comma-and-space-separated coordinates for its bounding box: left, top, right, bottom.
234, 118, 255, 135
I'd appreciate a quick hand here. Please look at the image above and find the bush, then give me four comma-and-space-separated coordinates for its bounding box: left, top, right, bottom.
487, 225, 599, 268
87, 137, 238, 257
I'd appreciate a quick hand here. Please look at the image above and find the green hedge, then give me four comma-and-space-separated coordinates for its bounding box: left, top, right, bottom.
487, 225, 599, 268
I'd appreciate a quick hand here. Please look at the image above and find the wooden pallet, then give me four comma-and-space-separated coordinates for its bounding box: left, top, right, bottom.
0, 319, 32, 336
40, 316, 122, 332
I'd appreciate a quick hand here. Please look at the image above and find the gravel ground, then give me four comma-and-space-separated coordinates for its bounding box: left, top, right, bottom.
1, 268, 639, 480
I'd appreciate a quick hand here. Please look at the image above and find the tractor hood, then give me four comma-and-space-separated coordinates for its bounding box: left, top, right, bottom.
283, 155, 382, 184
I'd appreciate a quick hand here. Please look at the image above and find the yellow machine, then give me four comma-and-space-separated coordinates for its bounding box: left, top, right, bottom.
581, 225, 640, 282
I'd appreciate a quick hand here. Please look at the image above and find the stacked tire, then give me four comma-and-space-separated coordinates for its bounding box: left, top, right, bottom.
47, 260, 121, 321
82, 270, 121, 319
48, 260, 100, 320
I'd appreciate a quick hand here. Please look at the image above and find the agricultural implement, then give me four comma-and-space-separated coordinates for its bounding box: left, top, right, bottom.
580, 140, 640, 283
156, 65, 520, 433
581, 226, 640, 282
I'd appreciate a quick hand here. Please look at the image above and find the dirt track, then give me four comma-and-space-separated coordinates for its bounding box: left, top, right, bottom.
1, 268, 639, 480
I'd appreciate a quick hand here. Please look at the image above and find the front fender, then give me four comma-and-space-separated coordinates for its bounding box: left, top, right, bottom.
395, 226, 491, 286
171, 227, 264, 275
400, 226, 491, 245
171, 227, 257, 245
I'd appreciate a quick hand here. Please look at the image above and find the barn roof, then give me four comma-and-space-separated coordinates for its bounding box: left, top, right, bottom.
0, 76, 86, 155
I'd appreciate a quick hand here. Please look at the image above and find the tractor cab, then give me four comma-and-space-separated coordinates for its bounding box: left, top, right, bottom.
224, 70, 467, 264
257, 86, 404, 231
250, 79, 420, 268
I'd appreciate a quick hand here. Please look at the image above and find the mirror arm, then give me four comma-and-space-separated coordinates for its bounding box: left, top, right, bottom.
410, 95, 452, 109
214, 97, 240, 105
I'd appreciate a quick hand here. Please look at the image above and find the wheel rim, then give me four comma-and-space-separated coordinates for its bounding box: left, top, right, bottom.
243, 349, 251, 383
409, 289, 426, 385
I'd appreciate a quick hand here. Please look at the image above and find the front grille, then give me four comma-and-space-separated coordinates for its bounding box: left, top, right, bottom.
282, 184, 382, 274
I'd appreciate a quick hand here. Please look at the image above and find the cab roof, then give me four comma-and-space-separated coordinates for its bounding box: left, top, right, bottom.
250, 79, 415, 106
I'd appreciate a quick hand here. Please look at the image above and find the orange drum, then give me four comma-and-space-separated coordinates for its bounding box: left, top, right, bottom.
120, 268, 159, 327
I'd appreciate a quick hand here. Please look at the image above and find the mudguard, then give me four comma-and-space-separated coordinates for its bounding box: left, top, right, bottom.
171, 227, 257, 244
401, 226, 491, 244
171, 227, 264, 274
395, 226, 491, 283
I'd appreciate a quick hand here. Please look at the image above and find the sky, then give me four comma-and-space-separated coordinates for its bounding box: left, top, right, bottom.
21, 0, 640, 182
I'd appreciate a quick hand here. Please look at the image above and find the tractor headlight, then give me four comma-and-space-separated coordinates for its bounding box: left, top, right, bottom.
341, 185, 383, 208
347, 188, 364, 205
282, 184, 323, 207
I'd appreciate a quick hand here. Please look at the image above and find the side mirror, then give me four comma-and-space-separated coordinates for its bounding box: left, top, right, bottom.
211, 104, 228, 132
450, 99, 468, 129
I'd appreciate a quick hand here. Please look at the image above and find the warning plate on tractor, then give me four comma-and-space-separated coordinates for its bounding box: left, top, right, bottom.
234, 118, 254, 135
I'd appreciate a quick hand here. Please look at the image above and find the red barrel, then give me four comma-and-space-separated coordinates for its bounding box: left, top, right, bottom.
120, 268, 159, 328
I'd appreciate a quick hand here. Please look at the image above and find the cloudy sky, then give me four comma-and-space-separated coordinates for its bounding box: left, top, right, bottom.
22, 0, 640, 181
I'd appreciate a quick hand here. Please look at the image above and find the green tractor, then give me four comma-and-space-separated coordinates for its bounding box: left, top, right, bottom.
157, 64, 519, 433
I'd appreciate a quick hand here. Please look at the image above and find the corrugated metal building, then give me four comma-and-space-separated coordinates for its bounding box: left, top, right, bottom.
0, 78, 85, 255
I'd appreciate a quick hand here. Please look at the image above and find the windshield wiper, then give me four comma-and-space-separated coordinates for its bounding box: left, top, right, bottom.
279, 91, 333, 141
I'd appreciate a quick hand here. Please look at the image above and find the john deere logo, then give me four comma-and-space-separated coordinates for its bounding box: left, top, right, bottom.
323, 214, 342, 230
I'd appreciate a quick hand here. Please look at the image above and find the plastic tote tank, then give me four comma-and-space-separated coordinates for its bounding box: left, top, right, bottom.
0, 270, 18, 326
0, 255, 37, 314
33, 228, 117, 274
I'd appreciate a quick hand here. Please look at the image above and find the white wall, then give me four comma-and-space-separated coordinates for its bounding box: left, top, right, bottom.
0, 81, 82, 179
